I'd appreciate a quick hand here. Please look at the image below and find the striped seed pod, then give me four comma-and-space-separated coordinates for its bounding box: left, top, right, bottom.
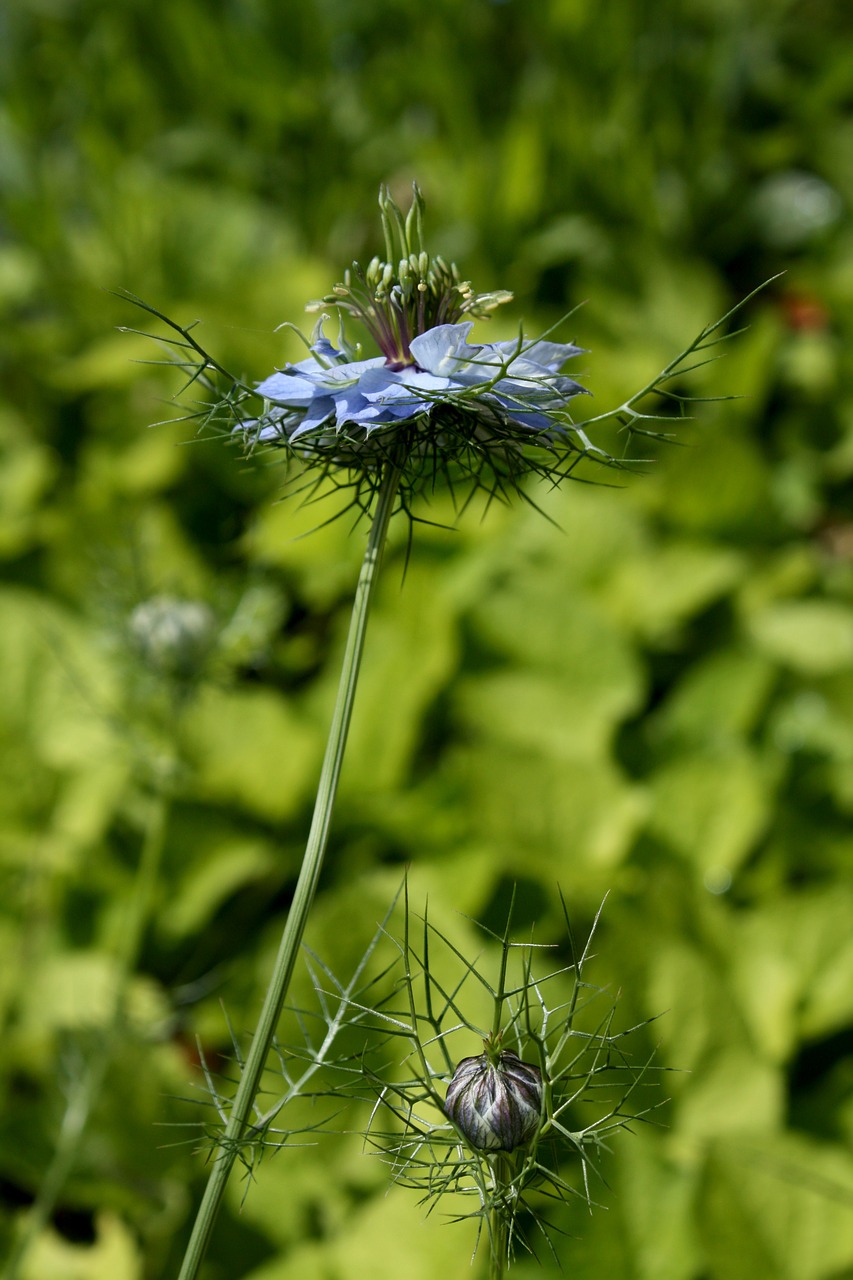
445, 1049, 542, 1152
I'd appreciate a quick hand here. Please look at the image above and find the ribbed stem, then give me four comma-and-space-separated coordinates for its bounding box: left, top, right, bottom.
176, 453, 405, 1280
488, 1202, 508, 1280
487, 1152, 512, 1280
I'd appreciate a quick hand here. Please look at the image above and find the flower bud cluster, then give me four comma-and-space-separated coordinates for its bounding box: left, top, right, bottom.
129, 595, 216, 679
307, 184, 512, 369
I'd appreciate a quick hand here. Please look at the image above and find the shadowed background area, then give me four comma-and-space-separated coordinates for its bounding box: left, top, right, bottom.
2, 0, 853, 1277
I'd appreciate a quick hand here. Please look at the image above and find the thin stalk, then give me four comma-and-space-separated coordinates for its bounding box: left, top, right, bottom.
177, 451, 405, 1280
489, 1223, 508, 1280
3, 791, 168, 1280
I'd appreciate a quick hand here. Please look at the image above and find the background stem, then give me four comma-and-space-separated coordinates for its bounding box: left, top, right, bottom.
176, 455, 405, 1280
3, 791, 168, 1280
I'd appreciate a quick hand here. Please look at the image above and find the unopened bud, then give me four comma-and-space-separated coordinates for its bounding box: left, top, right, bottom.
445, 1048, 542, 1152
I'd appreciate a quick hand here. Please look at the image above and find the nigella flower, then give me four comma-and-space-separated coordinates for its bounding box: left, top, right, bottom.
246, 320, 587, 449
230, 183, 598, 508
445, 1043, 542, 1152
121, 181, 753, 517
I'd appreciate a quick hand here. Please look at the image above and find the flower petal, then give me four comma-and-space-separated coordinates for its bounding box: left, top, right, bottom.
408, 321, 476, 376
492, 338, 585, 372
255, 372, 318, 404
289, 395, 336, 439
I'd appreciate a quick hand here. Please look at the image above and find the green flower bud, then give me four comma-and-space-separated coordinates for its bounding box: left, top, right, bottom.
445, 1048, 542, 1152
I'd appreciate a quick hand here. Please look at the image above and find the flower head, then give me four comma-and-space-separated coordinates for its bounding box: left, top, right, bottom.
122, 182, 755, 520
233, 184, 594, 508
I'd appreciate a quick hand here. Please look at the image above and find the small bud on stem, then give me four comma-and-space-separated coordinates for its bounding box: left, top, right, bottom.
445, 1044, 542, 1153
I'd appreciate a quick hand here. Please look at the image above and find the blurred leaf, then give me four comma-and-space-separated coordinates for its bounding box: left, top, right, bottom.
730, 888, 853, 1049
643, 430, 775, 538
747, 600, 853, 675
0, 410, 58, 559
0, 590, 118, 760
76, 431, 186, 498
675, 1049, 783, 1144
699, 1134, 853, 1280
614, 1134, 702, 1280
184, 686, 321, 821
766, 688, 853, 762
646, 745, 775, 877
600, 541, 745, 640
470, 572, 641, 684
158, 835, 277, 940
20, 952, 169, 1036
244, 483, 364, 609
241, 1179, 472, 1280
512, 1131, 701, 1280
646, 940, 750, 1072
455, 665, 638, 760
650, 647, 776, 748
223, 1130, 374, 1254
19, 1212, 143, 1280
455, 744, 647, 878
340, 559, 459, 793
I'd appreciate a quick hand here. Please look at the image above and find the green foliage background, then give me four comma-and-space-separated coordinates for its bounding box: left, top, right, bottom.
2, 0, 853, 1276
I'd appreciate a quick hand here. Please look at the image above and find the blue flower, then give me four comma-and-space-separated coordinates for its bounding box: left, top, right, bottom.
224, 184, 603, 503
242, 321, 588, 455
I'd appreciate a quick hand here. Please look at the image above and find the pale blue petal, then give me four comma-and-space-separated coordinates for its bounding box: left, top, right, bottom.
401, 369, 454, 394
356, 367, 406, 400
286, 354, 383, 385
494, 374, 588, 403
317, 356, 385, 386
289, 395, 335, 439
255, 371, 318, 404
408, 322, 476, 376
333, 389, 386, 425
358, 367, 435, 414
493, 397, 559, 432
492, 338, 584, 372
310, 336, 345, 362
288, 356, 326, 376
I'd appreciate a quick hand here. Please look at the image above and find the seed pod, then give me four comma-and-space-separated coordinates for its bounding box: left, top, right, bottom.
445, 1049, 542, 1152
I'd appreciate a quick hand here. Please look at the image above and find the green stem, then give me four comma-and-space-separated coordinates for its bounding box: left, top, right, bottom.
176, 453, 405, 1280
489, 1218, 507, 1280
486, 1152, 512, 1280
3, 792, 168, 1280
488, 1190, 508, 1280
